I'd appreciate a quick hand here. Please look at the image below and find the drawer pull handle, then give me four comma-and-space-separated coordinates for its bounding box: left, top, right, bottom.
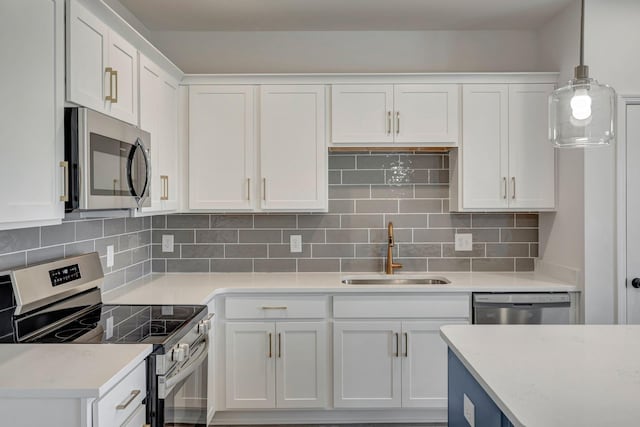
278, 332, 282, 358
116, 389, 141, 410
404, 332, 408, 357
394, 332, 399, 358
268, 332, 273, 358
261, 306, 288, 310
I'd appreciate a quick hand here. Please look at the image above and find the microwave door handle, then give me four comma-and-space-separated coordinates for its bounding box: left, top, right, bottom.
126, 138, 151, 208
161, 339, 208, 397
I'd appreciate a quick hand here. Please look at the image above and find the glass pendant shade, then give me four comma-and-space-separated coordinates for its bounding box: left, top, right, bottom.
549, 77, 616, 148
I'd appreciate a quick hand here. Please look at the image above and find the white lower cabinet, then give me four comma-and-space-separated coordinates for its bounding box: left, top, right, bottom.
225, 321, 327, 409
93, 361, 147, 427
120, 403, 146, 427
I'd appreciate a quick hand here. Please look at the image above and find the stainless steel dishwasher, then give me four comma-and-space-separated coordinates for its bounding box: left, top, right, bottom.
473, 293, 572, 324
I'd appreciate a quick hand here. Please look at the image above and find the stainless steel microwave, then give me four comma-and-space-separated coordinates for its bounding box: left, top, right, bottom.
64, 108, 151, 211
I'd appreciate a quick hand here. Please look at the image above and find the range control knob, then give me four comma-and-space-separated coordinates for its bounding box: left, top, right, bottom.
632, 278, 640, 289
171, 343, 190, 362
198, 319, 210, 334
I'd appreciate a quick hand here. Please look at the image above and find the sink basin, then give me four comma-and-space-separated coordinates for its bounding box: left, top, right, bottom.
342, 276, 451, 286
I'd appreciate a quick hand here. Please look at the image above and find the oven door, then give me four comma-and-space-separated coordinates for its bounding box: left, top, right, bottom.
157, 337, 208, 427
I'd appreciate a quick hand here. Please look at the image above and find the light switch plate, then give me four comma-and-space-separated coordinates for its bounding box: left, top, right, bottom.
463, 393, 475, 427
290, 235, 302, 253
106, 245, 114, 267
162, 234, 174, 252
455, 233, 473, 252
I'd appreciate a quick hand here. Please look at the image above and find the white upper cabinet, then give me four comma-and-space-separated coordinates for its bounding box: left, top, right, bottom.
451, 83, 556, 211
67, 0, 138, 125
189, 85, 255, 211
0, 0, 65, 230
260, 85, 327, 211
331, 84, 459, 146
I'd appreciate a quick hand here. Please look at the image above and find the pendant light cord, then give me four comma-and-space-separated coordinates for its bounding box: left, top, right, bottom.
580, 0, 585, 66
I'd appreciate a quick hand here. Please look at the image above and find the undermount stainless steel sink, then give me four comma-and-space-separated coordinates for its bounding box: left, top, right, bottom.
342, 276, 451, 286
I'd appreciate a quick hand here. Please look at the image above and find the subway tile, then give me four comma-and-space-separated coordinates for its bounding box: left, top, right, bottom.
152, 230, 195, 244
329, 185, 371, 200
143, 217, 152, 230
65, 241, 95, 258
152, 259, 166, 273
443, 155, 450, 169
342, 170, 385, 185
329, 170, 341, 185
486, 243, 530, 257
113, 250, 133, 270
254, 259, 297, 272
443, 199, 450, 212
254, 215, 297, 229
393, 258, 427, 272
210, 215, 253, 229
340, 214, 383, 229
386, 169, 428, 185
181, 244, 224, 258
0, 228, 40, 255
119, 233, 141, 251
104, 218, 126, 236
530, 243, 539, 257
225, 244, 267, 258
102, 270, 126, 292
312, 244, 354, 258
516, 214, 539, 228
341, 258, 384, 273
75, 220, 103, 241
501, 229, 539, 243
429, 170, 449, 184
328, 200, 355, 214
283, 229, 325, 244
370, 185, 412, 199
167, 214, 209, 229
356, 154, 399, 169
516, 258, 535, 271
152, 215, 166, 229
443, 243, 485, 258
41, 222, 75, 246
297, 258, 340, 272
132, 246, 150, 264
167, 259, 209, 273
472, 258, 515, 272
455, 228, 500, 243
415, 185, 449, 199
399, 199, 442, 213
138, 230, 151, 245
429, 258, 471, 272
299, 215, 340, 229
414, 228, 455, 243
369, 228, 412, 244
0, 253, 26, 270
27, 245, 65, 265
429, 213, 471, 228
196, 229, 239, 244
125, 262, 146, 282
210, 259, 253, 273
151, 244, 180, 259
269, 244, 311, 258
384, 214, 428, 228
329, 155, 355, 170
239, 230, 282, 244
399, 244, 442, 258
404, 154, 443, 169
125, 217, 145, 233
355, 244, 394, 258
95, 236, 119, 256
326, 229, 368, 243
355, 200, 398, 214
472, 213, 515, 228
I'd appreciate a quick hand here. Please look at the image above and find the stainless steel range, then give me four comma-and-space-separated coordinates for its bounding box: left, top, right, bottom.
0, 252, 211, 427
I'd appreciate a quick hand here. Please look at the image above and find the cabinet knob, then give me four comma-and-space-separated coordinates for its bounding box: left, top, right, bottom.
632, 278, 640, 288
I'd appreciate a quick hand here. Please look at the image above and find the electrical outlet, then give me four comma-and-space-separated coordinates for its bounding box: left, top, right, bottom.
106, 316, 114, 339
463, 393, 475, 427
290, 235, 302, 253
106, 245, 114, 267
162, 234, 174, 253
455, 233, 473, 251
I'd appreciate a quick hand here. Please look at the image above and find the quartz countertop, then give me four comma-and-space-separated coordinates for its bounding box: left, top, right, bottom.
103, 271, 578, 306
0, 344, 151, 398
440, 325, 640, 427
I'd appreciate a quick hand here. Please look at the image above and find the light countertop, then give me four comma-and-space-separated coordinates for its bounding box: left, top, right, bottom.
440, 325, 640, 427
103, 271, 578, 306
0, 344, 151, 398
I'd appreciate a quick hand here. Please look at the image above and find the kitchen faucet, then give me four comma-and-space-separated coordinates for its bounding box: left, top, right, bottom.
385, 221, 403, 274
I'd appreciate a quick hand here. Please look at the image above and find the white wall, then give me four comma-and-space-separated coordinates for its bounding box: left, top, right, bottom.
148, 30, 542, 74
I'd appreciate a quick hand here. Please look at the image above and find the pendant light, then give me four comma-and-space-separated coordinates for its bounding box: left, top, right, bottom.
548, 0, 616, 148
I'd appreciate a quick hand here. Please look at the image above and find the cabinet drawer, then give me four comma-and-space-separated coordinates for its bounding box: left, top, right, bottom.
225, 296, 328, 319
333, 294, 470, 319
94, 361, 146, 427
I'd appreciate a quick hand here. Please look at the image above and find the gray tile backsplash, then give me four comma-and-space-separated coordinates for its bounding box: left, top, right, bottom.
153, 153, 539, 273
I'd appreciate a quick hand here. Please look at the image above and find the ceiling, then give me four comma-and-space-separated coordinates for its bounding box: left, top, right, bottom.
118, 0, 574, 32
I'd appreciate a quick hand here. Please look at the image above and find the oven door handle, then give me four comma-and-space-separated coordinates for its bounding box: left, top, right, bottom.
161, 338, 208, 397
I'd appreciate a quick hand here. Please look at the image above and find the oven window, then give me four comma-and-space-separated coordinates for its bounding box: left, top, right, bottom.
90, 133, 133, 197
162, 353, 208, 426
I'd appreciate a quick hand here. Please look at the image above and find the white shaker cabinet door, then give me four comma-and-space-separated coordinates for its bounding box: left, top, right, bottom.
260, 85, 327, 211
331, 85, 394, 144
0, 0, 65, 229
508, 84, 556, 209
158, 74, 180, 211
333, 321, 402, 408
189, 85, 255, 211
106, 31, 138, 125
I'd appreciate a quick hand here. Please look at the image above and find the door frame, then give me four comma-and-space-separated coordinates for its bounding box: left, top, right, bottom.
616, 95, 640, 324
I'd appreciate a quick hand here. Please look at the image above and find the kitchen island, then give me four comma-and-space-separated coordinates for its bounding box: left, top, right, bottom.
441, 325, 640, 427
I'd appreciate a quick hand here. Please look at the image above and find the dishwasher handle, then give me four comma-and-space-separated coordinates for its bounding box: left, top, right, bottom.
473, 292, 570, 305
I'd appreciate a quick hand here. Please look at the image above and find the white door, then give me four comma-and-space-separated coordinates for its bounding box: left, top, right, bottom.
106, 31, 138, 125
225, 322, 275, 409
158, 75, 179, 211
331, 85, 394, 143
508, 84, 556, 209
0, 0, 65, 229
333, 321, 402, 408
275, 322, 327, 409
461, 84, 510, 210
401, 320, 468, 408
189, 85, 255, 210
260, 85, 327, 211
626, 104, 640, 323
394, 84, 459, 145
66, 0, 109, 114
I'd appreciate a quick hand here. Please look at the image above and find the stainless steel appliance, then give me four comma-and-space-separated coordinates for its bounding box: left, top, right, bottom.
64, 107, 151, 211
473, 293, 571, 324
0, 253, 210, 427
